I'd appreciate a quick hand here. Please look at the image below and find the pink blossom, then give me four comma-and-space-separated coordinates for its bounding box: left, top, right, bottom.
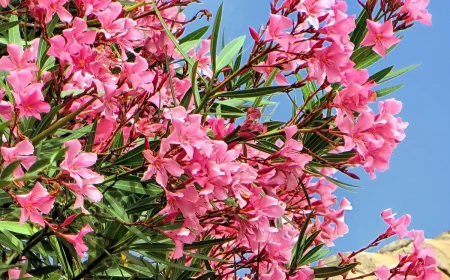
0, 0, 10, 8
8, 269, 32, 279
97, 2, 127, 39
74, 0, 110, 16
66, 177, 103, 213
122, 55, 155, 89
309, 42, 349, 84
265, 14, 295, 49
62, 17, 97, 50
166, 228, 196, 259
297, 0, 334, 29
166, 115, 212, 159
259, 196, 285, 218
1, 139, 36, 178
260, 261, 286, 280
16, 182, 55, 227
361, 20, 401, 58
0, 44, 38, 72
60, 140, 103, 186
141, 140, 184, 188
39, 0, 72, 23
381, 208, 411, 239
333, 82, 376, 114
59, 224, 94, 258
401, 0, 432, 26
288, 267, 315, 280
188, 40, 213, 78
6, 70, 50, 119
374, 265, 390, 280
254, 52, 290, 85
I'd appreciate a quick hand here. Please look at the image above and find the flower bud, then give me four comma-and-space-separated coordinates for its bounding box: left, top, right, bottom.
249, 27, 260, 41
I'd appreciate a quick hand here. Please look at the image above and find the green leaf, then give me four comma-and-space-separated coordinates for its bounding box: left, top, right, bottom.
290, 212, 313, 272
32, 98, 96, 145
0, 221, 37, 235
184, 238, 234, 250
1, 160, 21, 179
191, 60, 201, 108
144, 252, 208, 273
85, 118, 98, 152
210, 3, 223, 73
214, 86, 288, 98
369, 66, 394, 82
313, 263, 360, 278
8, 15, 21, 45
0, 189, 12, 205
179, 26, 209, 44
49, 235, 73, 278
0, 121, 10, 133
380, 64, 420, 83
0, 21, 20, 33
307, 167, 359, 191
356, 39, 402, 70
104, 180, 163, 196
350, 10, 368, 48
215, 36, 246, 72
179, 39, 201, 54
0, 228, 24, 251
27, 159, 51, 174
27, 266, 60, 277
186, 252, 231, 263
376, 84, 404, 98
109, 143, 145, 166
299, 245, 330, 266
28, 104, 62, 138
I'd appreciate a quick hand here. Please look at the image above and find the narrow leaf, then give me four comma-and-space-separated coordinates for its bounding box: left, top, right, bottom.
210, 3, 223, 73
214, 86, 288, 98
215, 36, 246, 72
376, 84, 404, 98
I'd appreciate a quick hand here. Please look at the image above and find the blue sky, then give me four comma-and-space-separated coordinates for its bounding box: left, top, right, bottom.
185, 1, 450, 253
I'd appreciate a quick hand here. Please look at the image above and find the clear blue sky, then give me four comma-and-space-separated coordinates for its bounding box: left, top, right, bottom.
185, 1, 450, 253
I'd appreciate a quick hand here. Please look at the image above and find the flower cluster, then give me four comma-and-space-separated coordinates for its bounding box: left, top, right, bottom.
0, 0, 435, 279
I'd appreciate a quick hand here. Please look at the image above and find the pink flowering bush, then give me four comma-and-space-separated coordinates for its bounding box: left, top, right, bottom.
0, 0, 438, 279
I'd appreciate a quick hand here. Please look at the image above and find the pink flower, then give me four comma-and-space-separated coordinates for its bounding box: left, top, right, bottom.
0, 0, 10, 8
259, 196, 285, 218
0, 44, 39, 72
97, 2, 126, 39
265, 14, 295, 49
401, 0, 432, 26
59, 224, 94, 258
309, 42, 349, 84
66, 177, 103, 213
260, 261, 286, 280
254, 52, 290, 85
16, 182, 55, 227
1, 140, 36, 178
361, 20, 401, 58
8, 269, 32, 279
188, 40, 213, 78
6, 70, 50, 120
62, 17, 97, 51
141, 140, 184, 188
60, 140, 103, 186
122, 55, 154, 89
381, 208, 411, 239
166, 115, 212, 159
374, 265, 390, 280
166, 228, 196, 259
74, 0, 110, 16
39, 0, 72, 23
